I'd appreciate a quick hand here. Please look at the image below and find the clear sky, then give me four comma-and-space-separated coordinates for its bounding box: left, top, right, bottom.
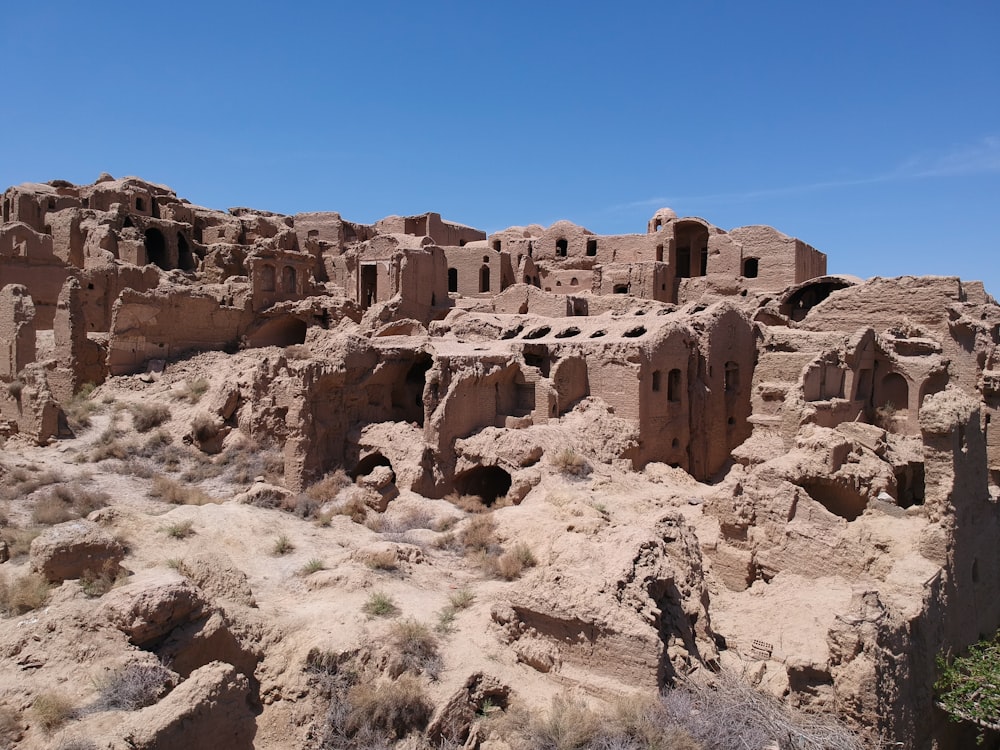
2, 1, 998, 294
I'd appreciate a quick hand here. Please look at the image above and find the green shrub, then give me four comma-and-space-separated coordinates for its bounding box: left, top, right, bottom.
363, 591, 399, 617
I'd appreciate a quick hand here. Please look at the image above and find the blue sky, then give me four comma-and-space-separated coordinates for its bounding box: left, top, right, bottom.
2, 2, 998, 293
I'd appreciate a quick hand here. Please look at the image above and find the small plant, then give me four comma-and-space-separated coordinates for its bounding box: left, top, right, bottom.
30, 692, 74, 732
164, 520, 194, 539
272, 534, 294, 556
300, 557, 325, 576
80, 562, 124, 598
129, 402, 170, 433
875, 401, 898, 432
92, 661, 173, 711
176, 377, 209, 404
7, 378, 24, 401
190, 412, 221, 444
448, 588, 475, 610
304, 470, 351, 502
65, 383, 98, 431
363, 590, 399, 617
445, 491, 489, 514
31, 494, 73, 525
334, 491, 369, 524
551, 448, 591, 477
436, 606, 457, 634
364, 549, 398, 571
936, 631, 1000, 738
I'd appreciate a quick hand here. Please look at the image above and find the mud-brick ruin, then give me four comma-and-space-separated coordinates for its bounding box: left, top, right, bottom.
2, 174, 999, 748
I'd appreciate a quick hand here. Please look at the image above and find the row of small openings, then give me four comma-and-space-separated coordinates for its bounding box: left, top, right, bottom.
523, 275, 540, 285
554, 278, 580, 287
259, 264, 298, 293
446, 266, 492, 293
651, 368, 683, 402
555, 238, 601, 257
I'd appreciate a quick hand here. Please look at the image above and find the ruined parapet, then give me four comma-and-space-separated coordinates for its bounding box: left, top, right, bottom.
50, 278, 106, 401
0, 283, 37, 384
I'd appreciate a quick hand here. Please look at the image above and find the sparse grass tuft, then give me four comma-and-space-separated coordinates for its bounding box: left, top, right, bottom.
30, 692, 74, 732
65, 383, 98, 431
300, 557, 325, 575
363, 590, 399, 617
304, 470, 351, 502
272, 534, 294, 556
31, 494, 73, 525
164, 520, 194, 539
448, 588, 475, 610
80, 561, 125, 598
436, 606, 457, 634
446, 491, 488, 514
459, 514, 497, 552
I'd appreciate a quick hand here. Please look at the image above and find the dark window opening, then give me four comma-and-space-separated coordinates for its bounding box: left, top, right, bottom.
677, 247, 691, 278
178, 233, 195, 271
260, 265, 276, 292
246, 316, 307, 348
448, 268, 458, 293
397, 354, 433, 426
361, 264, 378, 309
668, 369, 682, 402
743, 258, 759, 278
135, 197, 145, 211
453, 465, 512, 506
524, 326, 551, 340
623, 326, 646, 338
524, 275, 532, 284
699, 247, 708, 276
656, 244, 664, 262
613, 284, 629, 294
555, 326, 580, 339
144, 227, 168, 270
570, 277, 578, 286
493, 240, 502, 252
895, 463, 925, 508
281, 265, 297, 294
800, 479, 867, 521
652, 370, 662, 392
586, 239, 597, 256
47, 198, 56, 210
483, 255, 490, 263
556, 238, 568, 257
724, 361, 739, 393
459, 240, 467, 247
479, 265, 491, 292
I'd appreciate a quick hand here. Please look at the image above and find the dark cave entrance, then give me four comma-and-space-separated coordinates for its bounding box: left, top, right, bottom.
453, 465, 512, 506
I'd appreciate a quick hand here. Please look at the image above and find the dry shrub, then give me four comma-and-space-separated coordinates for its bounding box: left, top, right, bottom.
446, 491, 488, 514
89, 426, 133, 462
149, 475, 213, 506
129, 402, 170, 433
175, 377, 208, 404
661, 671, 874, 750
92, 661, 173, 711
218, 440, 284, 484
65, 383, 98, 431
243, 487, 286, 509
0, 467, 63, 502
389, 619, 441, 678
489, 543, 537, 581
0, 571, 49, 615
335, 491, 369, 524
344, 676, 433, 740
2, 527, 40, 558
190, 412, 221, 444
305, 470, 351, 502
551, 448, 591, 477
379, 507, 435, 535
80, 561, 125, 598
30, 692, 74, 732
459, 514, 497, 552
365, 550, 398, 571
32, 494, 73, 525
7, 378, 24, 401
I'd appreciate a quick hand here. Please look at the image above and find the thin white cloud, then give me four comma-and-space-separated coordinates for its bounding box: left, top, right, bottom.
612, 136, 1000, 213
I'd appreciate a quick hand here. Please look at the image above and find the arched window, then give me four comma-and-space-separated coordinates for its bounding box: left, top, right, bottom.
448, 268, 458, 293
668, 369, 682, 402
556, 238, 568, 257
881, 373, 909, 411
260, 265, 276, 292
656, 244, 664, 262
479, 265, 490, 293
586, 239, 597, 256
743, 258, 759, 278
143, 228, 168, 269
281, 265, 297, 293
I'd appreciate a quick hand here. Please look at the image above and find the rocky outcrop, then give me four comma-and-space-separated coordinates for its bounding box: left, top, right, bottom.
29, 519, 125, 583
